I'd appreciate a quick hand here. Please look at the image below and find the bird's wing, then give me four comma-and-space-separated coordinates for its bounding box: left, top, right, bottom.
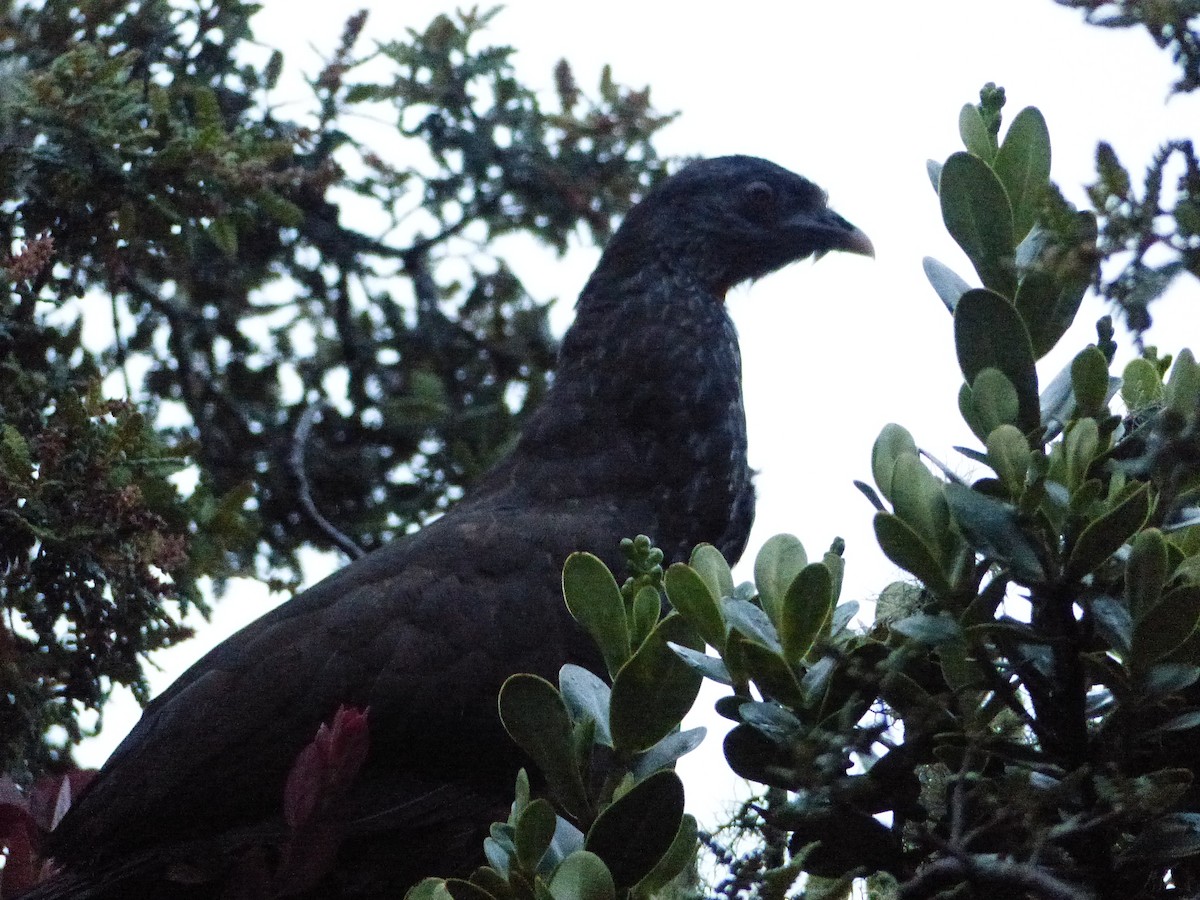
53, 495, 622, 863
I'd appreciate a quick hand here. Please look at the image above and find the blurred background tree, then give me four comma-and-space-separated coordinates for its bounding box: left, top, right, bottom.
0, 0, 674, 779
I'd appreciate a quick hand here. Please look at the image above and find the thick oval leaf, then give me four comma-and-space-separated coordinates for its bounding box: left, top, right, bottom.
1064, 417, 1100, 494
610, 614, 703, 753
872, 423, 919, 503
970, 368, 1021, 435
408, 878, 455, 900
890, 454, 951, 556
666, 642, 732, 686
563, 553, 630, 679
585, 770, 684, 889
515, 799, 558, 872
630, 586, 660, 649
1133, 585, 1200, 672
1128, 528, 1170, 622
874, 511, 953, 596
944, 482, 1046, 583
986, 424, 1031, 497
1122, 357, 1165, 411
922, 256, 972, 313
690, 544, 734, 603
663, 563, 724, 650
1166, 349, 1200, 415
1071, 346, 1110, 417
548, 851, 616, 900
891, 612, 963, 645
721, 598, 782, 653
631, 813, 698, 898
1122, 813, 1200, 862
631, 727, 706, 780
993, 106, 1051, 241
754, 533, 808, 627
739, 638, 804, 707
958, 103, 995, 162
780, 563, 834, 664
954, 288, 1039, 433
499, 675, 589, 819
940, 152, 1016, 296
926, 158, 943, 193
559, 664, 613, 748
1068, 483, 1153, 580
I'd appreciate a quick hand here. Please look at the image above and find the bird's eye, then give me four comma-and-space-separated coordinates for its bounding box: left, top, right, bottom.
741, 181, 777, 219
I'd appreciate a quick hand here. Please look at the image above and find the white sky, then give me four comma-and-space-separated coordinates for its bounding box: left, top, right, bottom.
78, 0, 1200, 831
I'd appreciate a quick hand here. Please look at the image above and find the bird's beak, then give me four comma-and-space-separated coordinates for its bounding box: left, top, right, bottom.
790, 207, 875, 260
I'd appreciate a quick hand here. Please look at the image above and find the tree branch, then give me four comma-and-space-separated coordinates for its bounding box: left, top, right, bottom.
289, 404, 366, 560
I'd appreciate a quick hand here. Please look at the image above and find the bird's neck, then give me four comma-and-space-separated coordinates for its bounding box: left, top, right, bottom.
479, 262, 754, 564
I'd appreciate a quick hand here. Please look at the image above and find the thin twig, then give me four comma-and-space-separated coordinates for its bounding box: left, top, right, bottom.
898, 854, 1094, 900
289, 403, 366, 560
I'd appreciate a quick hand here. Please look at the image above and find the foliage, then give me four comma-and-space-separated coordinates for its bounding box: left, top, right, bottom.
1053, 1, 1199, 335
479, 87, 1200, 900
0, 2, 674, 774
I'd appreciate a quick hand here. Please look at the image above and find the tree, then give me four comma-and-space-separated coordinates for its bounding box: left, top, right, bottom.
413, 7, 1200, 900
0, 1, 674, 779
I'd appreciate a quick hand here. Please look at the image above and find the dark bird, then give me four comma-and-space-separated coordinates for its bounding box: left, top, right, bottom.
39, 155, 872, 898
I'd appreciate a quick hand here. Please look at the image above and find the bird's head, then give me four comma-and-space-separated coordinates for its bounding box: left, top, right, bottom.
594, 155, 873, 295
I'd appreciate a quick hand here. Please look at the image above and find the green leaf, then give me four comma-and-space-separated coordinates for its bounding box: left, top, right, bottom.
407, 878, 455, 900
940, 152, 1016, 296
207, 216, 238, 256
1064, 418, 1100, 493
631, 814, 698, 899
609, 614, 703, 753
548, 852, 616, 900
1070, 346, 1110, 417
631, 728, 706, 780
871, 424, 919, 503
515, 799, 558, 872
753, 534, 808, 627
1128, 528, 1170, 621
780, 563, 834, 664
940, 482, 1046, 580
630, 586, 660, 649
891, 612, 963, 645
739, 638, 804, 707
958, 103, 995, 161
1122, 357, 1165, 412
498, 675, 589, 819
889, 454, 951, 555
874, 512, 953, 596
927, 159, 943, 193
690, 543, 733, 603
922, 257, 971, 313
993, 107, 1051, 240
1133, 586, 1200, 671
585, 771, 685, 889
667, 642, 732, 685
559, 664, 613, 748
1122, 813, 1200, 862
954, 289, 1040, 433
986, 424, 1031, 497
822, 544, 846, 606
721, 598, 782, 653
970, 368, 1020, 435
0, 424, 32, 479
563, 553, 631, 679
1068, 483, 1153, 580
1166, 349, 1200, 416
256, 189, 305, 227
663, 563, 724, 650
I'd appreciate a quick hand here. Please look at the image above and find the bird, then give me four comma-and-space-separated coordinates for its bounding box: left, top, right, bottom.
37, 155, 872, 898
